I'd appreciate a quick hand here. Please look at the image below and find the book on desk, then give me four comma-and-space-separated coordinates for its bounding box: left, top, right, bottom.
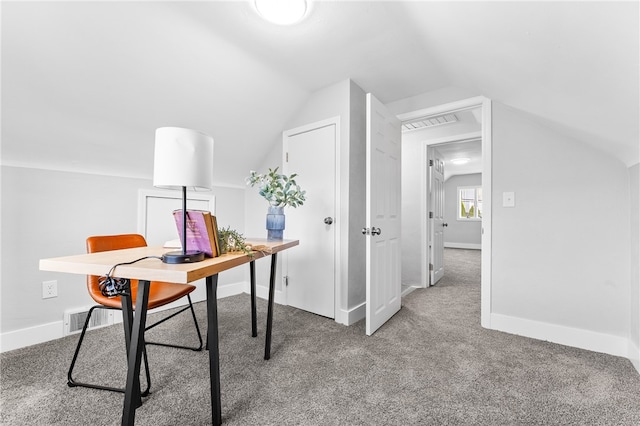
171, 210, 221, 258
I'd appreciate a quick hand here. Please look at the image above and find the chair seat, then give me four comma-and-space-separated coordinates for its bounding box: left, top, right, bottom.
90, 280, 197, 310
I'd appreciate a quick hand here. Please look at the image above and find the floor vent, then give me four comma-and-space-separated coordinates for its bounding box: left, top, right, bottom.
64, 307, 114, 336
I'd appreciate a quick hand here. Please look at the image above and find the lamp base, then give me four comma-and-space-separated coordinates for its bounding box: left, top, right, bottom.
161, 250, 206, 264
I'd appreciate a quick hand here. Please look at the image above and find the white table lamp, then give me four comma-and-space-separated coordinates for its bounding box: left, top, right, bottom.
153, 127, 214, 264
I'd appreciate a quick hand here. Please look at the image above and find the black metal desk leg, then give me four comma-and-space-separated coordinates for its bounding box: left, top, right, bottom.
120, 289, 143, 409
206, 274, 222, 426
122, 279, 150, 426
264, 252, 277, 360
250, 260, 257, 337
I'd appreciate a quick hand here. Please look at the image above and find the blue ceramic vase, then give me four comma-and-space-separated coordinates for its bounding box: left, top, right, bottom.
266, 206, 285, 240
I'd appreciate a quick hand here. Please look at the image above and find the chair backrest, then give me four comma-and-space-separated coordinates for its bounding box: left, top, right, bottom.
86, 234, 148, 303
86, 234, 147, 253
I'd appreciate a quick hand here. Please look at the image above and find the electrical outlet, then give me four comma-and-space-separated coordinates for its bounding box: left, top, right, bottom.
42, 280, 58, 299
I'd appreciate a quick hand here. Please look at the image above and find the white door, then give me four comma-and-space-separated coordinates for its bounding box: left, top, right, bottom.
284, 120, 336, 318
365, 93, 402, 336
429, 147, 445, 285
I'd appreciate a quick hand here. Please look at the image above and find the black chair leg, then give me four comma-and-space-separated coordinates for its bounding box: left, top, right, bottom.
67, 305, 151, 397
140, 345, 151, 397
68, 294, 201, 397
145, 295, 203, 351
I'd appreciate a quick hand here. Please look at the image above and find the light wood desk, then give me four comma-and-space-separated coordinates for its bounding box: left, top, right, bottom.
40, 239, 299, 425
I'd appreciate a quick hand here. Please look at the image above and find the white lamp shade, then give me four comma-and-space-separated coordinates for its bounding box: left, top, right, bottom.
153, 127, 214, 190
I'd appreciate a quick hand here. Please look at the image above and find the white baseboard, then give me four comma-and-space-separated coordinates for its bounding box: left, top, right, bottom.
0, 281, 247, 353
252, 283, 286, 305
628, 339, 640, 374
444, 242, 481, 250
349, 302, 366, 325
1, 321, 65, 353
335, 301, 365, 326
402, 285, 420, 297
490, 313, 630, 359
218, 281, 247, 300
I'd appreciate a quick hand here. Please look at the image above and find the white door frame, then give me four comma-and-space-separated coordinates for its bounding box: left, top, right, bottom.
282, 116, 342, 321
397, 96, 492, 328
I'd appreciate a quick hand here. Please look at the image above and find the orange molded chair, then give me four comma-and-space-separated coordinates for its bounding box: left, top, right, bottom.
67, 234, 203, 395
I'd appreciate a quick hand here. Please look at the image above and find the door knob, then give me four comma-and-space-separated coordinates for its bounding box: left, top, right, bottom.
324, 217, 334, 225
371, 227, 382, 236
362, 227, 370, 235
443, 223, 448, 227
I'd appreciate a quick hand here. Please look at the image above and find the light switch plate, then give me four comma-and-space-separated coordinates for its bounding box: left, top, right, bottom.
503, 192, 515, 208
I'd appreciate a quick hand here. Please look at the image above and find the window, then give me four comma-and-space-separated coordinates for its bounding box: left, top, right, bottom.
458, 186, 482, 220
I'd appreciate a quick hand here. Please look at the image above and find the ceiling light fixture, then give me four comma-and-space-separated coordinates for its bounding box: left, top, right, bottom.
450, 158, 470, 165
254, 0, 308, 25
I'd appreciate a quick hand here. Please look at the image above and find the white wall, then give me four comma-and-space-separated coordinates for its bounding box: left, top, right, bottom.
398, 132, 429, 287
490, 104, 631, 353
629, 163, 640, 371
389, 88, 636, 359
244, 79, 350, 301
288, 78, 367, 320
396, 94, 481, 287
346, 81, 367, 311
1, 165, 245, 351
387, 86, 476, 115
244, 79, 367, 323
444, 173, 482, 248
244, 140, 286, 301
282, 80, 351, 314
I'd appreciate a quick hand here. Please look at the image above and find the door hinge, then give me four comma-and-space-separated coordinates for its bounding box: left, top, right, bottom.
429, 159, 434, 166
429, 211, 433, 219
286, 152, 289, 162
429, 263, 434, 271
283, 275, 289, 287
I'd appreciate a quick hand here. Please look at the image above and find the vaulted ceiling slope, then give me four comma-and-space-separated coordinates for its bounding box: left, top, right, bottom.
2, 1, 638, 186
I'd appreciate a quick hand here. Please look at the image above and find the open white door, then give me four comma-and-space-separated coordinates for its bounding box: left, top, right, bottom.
428, 147, 446, 285
365, 93, 402, 336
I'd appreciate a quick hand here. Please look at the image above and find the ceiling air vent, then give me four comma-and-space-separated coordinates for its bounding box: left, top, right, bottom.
402, 113, 458, 132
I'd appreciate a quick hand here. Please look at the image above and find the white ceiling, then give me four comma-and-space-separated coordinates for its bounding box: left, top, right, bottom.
437, 139, 482, 181
2, 1, 638, 185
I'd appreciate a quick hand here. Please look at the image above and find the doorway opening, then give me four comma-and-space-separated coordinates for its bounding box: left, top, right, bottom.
426, 137, 482, 287
398, 97, 492, 328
